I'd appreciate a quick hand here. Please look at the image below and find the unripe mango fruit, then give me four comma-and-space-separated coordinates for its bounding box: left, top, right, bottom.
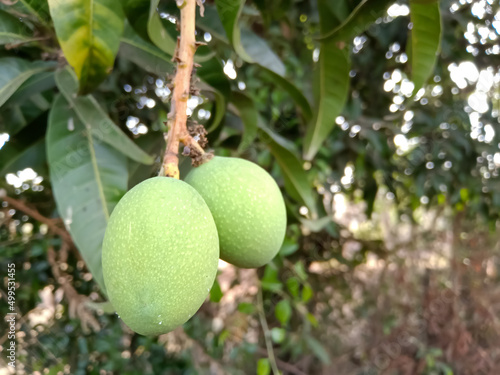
185, 157, 286, 268
102, 177, 219, 336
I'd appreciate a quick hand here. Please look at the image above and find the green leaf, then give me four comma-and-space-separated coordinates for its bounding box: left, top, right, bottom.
259, 124, 317, 217
275, 299, 292, 326
271, 327, 286, 344
0, 57, 55, 107
197, 53, 231, 98
48, 0, 125, 94
47, 94, 128, 293
0, 9, 34, 45
256, 358, 271, 375
55, 67, 154, 165
119, 23, 173, 76
305, 336, 331, 365
215, 0, 250, 61
261, 68, 313, 121
230, 92, 258, 152
302, 284, 313, 303
0, 138, 46, 177
286, 277, 300, 299
409, 0, 442, 91
12, 0, 51, 28
318, 0, 393, 41
6, 71, 55, 106
122, 0, 150, 40
261, 263, 282, 292
238, 302, 256, 314
210, 278, 223, 303
303, 1, 351, 160
204, 90, 227, 134
147, 0, 177, 56
214, 0, 311, 119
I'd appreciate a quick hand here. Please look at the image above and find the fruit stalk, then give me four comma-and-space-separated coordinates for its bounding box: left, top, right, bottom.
162, 0, 204, 179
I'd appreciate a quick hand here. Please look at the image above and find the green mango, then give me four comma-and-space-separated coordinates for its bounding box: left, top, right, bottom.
102, 177, 219, 335
185, 157, 286, 268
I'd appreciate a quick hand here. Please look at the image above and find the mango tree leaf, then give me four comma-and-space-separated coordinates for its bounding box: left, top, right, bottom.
230, 92, 258, 152
0, 9, 34, 45
148, 0, 177, 56
119, 23, 172, 76
122, 0, 150, 40
0, 57, 55, 107
196, 4, 228, 43
259, 124, 317, 217
305, 336, 331, 364
55, 67, 154, 165
262, 69, 313, 121
0, 138, 46, 177
319, 0, 393, 41
6, 71, 55, 106
275, 300, 292, 326
12, 0, 51, 28
209, 278, 223, 303
47, 94, 128, 293
303, 0, 351, 161
214, 0, 311, 120
203, 89, 227, 134
409, 0, 442, 91
257, 358, 271, 375
48, 0, 124, 94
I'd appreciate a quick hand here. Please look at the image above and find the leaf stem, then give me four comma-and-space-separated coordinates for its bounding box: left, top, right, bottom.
257, 287, 281, 375
162, 0, 204, 178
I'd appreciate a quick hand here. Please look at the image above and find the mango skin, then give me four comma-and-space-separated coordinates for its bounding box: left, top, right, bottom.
185, 157, 287, 268
102, 177, 219, 336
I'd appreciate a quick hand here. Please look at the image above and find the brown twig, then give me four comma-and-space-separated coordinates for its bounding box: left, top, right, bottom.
47, 243, 100, 333
162, 0, 208, 178
1, 195, 73, 244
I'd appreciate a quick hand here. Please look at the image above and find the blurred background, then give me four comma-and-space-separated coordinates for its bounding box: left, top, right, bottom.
1, 0, 500, 374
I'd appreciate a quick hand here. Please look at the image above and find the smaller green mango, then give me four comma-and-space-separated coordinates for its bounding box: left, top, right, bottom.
185, 157, 287, 268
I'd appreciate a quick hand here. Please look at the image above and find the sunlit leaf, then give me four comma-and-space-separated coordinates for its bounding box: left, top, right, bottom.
305, 336, 331, 364
409, 0, 442, 91
48, 0, 124, 94
303, 0, 351, 160
55, 67, 154, 165
47, 94, 128, 293
257, 358, 270, 375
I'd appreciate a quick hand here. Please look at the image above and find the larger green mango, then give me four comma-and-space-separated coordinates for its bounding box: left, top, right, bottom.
102, 177, 219, 336
185, 157, 287, 268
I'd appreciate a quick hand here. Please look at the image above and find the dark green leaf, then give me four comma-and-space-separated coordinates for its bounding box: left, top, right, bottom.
303, 0, 351, 160
119, 23, 173, 76
238, 302, 256, 314
0, 57, 55, 107
259, 124, 317, 216
148, 0, 177, 56
319, 0, 393, 42
409, 0, 442, 91
230, 92, 258, 152
0, 9, 33, 45
47, 95, 129, 292
210, 278, 223, 303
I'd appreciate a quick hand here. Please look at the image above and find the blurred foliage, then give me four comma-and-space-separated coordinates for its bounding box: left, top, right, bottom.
1, 0, 500, 374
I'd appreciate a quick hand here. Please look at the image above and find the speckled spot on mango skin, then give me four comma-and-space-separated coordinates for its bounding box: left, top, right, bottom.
185, 157, 287, 268
102, 177, 219, 336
